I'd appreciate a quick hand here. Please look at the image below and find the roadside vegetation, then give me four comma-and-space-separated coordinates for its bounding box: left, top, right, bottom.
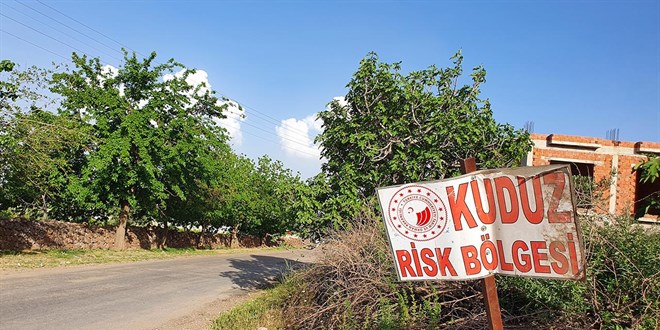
215, 214, 659, 330
213, 53, 659, 329
0, 246, 284, 270
3, 46, 658, 329
212, 279, 295, 330
1, 55, 331, 249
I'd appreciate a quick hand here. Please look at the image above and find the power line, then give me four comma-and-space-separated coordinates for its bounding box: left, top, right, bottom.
2, 28, 321, 156
217, 90, 320, 135
2, 28, 321, 155
219, 116, 322, 158
238, 115, 323, 151
211, 103, 319, 151
3, 3, 323, 155
26, 0, 315, 138
11, 112, 323, 159
35, 0, 150, 59
220, 121, 321, 159
28, 0, 315, 137
10, 0, 124, 61
218, 92, 289, 127
0, 29, 69, 60
0, 12, 95, 60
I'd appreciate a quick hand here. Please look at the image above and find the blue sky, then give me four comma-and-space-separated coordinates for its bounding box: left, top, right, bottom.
1, 0, 659, 178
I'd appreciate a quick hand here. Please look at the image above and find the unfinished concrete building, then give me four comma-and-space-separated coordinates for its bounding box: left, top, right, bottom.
524, 134, 660, 221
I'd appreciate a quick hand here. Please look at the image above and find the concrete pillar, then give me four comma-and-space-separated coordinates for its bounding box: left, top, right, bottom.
609, 153, 619, 214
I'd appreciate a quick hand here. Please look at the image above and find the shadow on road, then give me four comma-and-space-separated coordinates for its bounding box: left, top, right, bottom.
218, 254, 310, 289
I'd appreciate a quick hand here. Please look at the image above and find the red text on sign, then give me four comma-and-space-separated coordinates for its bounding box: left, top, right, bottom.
447, 173, 571, 232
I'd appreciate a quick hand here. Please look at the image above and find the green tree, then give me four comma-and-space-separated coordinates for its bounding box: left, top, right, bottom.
1, 60, 26, 212
291, 172, 334, 239
0, 110, 89, 219
1, 60, 19, 107
212, 155, 303, 244
1, 61, 56, 115
633, 155, 660, 216
216, 155, 259, 246
161, 144, 235, 248
634, 155, 660, 184
1, 62, 88, 219
316, 51, 532, 225
51, 51, 229, 249
249, 155, 300, 237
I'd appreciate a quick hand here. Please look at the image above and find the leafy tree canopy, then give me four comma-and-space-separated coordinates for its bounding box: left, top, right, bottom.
315, 51, 532, 225
50, 50, 231, 248
1, 62, 85, 219
634, 155, 659, 184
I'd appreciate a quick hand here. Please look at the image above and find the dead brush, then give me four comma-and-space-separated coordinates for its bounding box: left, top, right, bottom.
281, 214, 659, 329
497, 215, 660, 329
283, 216, 488, 329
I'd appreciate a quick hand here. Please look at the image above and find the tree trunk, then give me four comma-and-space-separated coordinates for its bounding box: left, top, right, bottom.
114, 200, 130, 250
231, 224, 240, 248
41, 194, 48, 220
196, 222, 208, 249
158, 220, 168, 249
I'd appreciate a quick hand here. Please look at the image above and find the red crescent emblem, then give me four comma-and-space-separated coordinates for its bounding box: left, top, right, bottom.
388, 185, 448, 241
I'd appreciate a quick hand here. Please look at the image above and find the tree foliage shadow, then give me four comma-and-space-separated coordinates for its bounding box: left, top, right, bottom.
126, 227, 153, 249
218, 254, 310, 290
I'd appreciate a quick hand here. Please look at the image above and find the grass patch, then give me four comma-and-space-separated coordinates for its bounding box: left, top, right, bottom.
212, 278, 294, 330
0, 246, 285, 270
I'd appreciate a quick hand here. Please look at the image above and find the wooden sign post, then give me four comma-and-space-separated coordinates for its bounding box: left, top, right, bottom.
460, 157, 503, 330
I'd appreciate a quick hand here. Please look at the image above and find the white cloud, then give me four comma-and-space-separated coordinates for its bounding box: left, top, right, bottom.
101, 64, 118, 78
331, 96, 348, 109
89, 66, 242, 141
163, 69, 210, 96
274, 97, 346, 160
276, 114, 323, 160
137, 99, 148, 109
215, 100, 245, 145
99, 64, 124, 95
164, 69, 245, 145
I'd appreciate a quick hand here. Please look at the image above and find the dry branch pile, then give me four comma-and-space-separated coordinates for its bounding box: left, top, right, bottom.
283, 219, 489, 329
280, 215, 659, 329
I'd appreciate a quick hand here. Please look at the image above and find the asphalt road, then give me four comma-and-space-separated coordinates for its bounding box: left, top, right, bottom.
0, 249, 315, 330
